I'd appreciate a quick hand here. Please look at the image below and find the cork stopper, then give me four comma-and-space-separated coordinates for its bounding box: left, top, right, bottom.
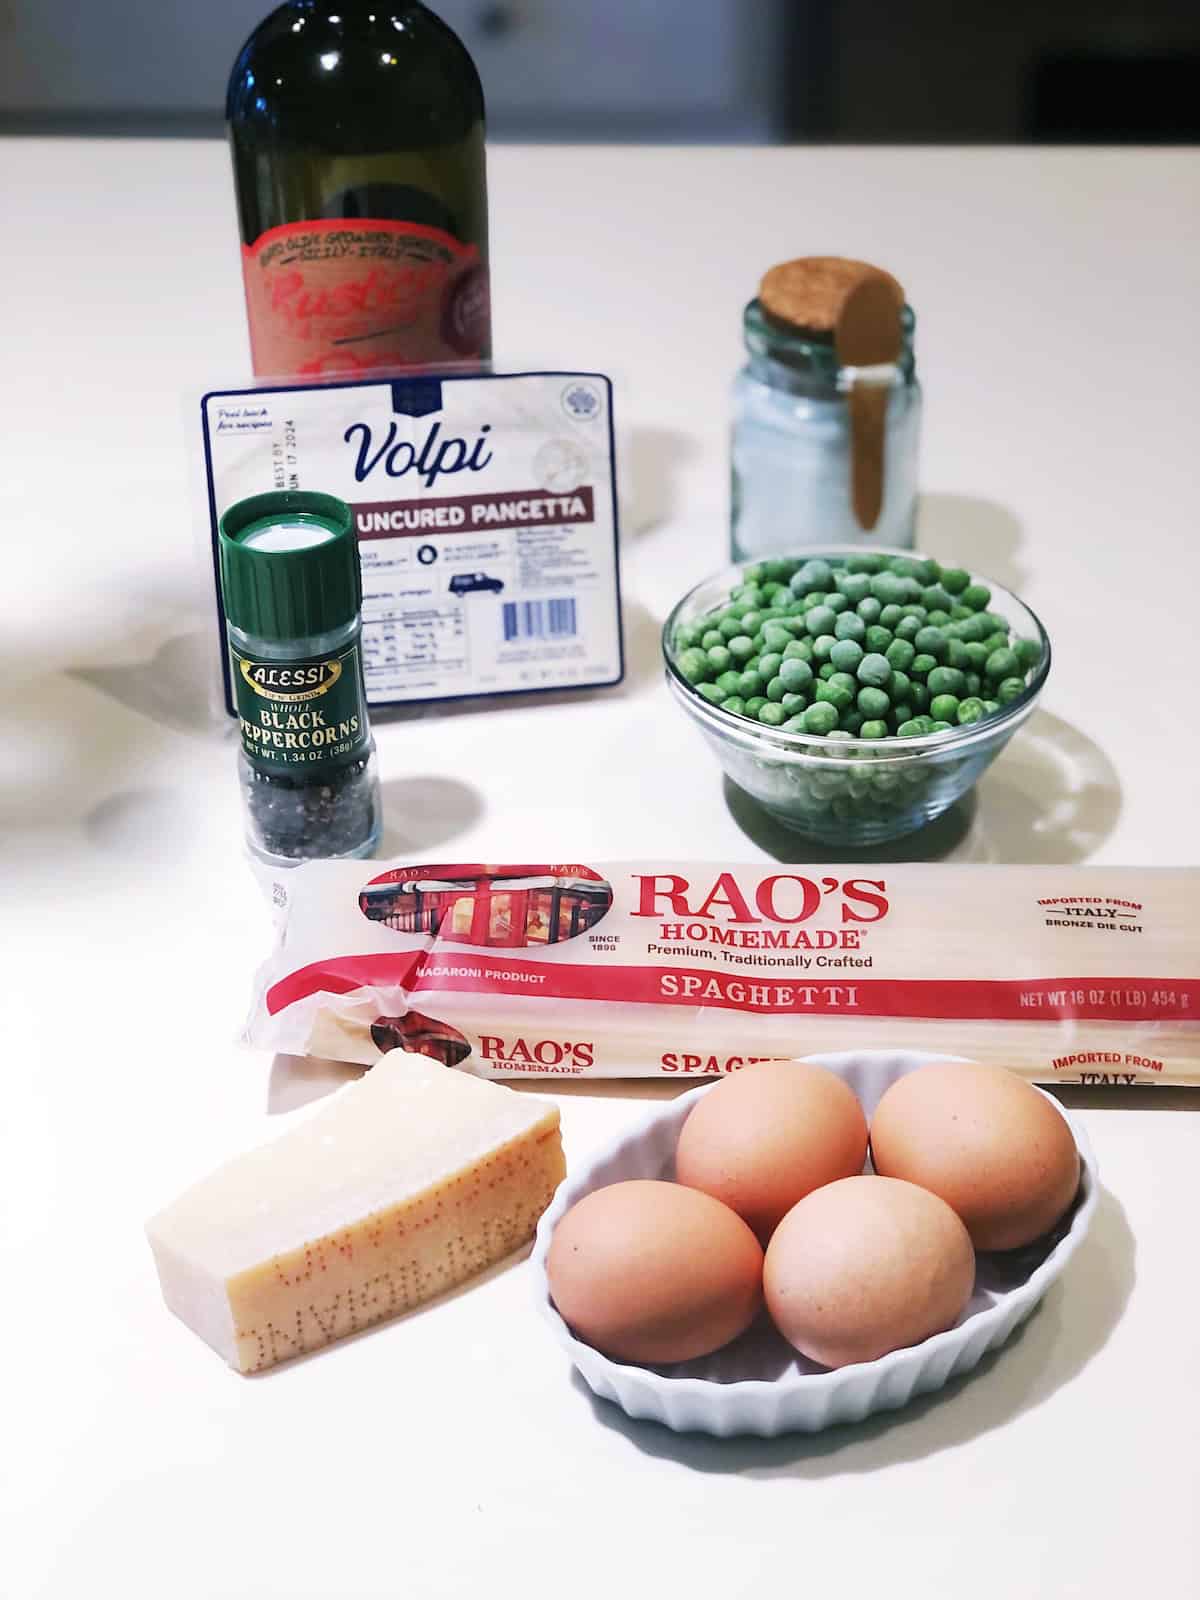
759, 256, 904, 337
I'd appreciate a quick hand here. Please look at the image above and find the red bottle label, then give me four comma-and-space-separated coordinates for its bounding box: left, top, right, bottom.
241, 218, 489, 378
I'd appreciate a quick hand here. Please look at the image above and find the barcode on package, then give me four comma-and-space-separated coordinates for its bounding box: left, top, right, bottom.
502, 598, 578, 641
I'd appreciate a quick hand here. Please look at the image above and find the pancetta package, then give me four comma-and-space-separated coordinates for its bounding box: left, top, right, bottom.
248, 859, 1200, 1087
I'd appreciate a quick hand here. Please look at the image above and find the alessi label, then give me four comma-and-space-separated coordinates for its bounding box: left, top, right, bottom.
245, 861, 1200, 1087
241, 218, 489, 378
231, 642, 370, 776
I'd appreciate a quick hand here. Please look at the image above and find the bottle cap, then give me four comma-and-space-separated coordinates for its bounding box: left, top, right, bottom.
218, 490, 360, 642
759, 256, 904, 338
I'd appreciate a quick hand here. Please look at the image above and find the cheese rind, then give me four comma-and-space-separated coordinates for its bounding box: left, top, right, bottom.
146, 1053, 565, 1373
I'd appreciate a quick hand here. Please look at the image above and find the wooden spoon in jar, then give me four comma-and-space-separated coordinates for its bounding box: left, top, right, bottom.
835, 271, 904, 534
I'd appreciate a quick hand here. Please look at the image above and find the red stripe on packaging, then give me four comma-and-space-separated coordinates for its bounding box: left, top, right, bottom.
265, 952, 1198, 1023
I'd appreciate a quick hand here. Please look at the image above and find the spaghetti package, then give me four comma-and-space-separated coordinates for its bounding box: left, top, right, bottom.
248, 859, 1200, 1087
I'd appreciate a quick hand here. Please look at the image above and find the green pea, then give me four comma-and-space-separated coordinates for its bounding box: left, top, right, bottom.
927, 665, 966, 698
957, 696, 987, 724
761, 624, 792, 654
996, 676, 1027, 704
818, 662, 836, 680
910, 683, 931, 711
674, 624, 702, 649
677, 647, 709, 684
846, 552, 884, 573
781, 691, 807, 714
825, 592, 852, 615
744, 695, 767, 717
941, 567, 970, 595
910, 653, 937, 679
857, 652, 891, 688
836, 571, 872, 604
782, 714, 808, 732
759, 606, 786, 621
879, 603, 903, 628
803, 702, 839, 735
840, 712, 864, 735
800, 592, 827, 613
962, 583, 991, 611
715, 669, 742, 695
856, 596, 883, 624
985, 646, 1020, 681
864, 625, 893, 653
888, 556, 927, 581
726, 634, 756, 662
757, 701, 787, 726
890, 669, 912, 702
830, 638, 864, 674
949, 603, 974, 621
701, 629, 723, 649
815, 678, 856, 713
767, 675, 788, 702
834, 612, 866, 643
857, 685, 890, 719
740, 610, 763, 634
921, 584, 954, 612
981, 611, 1009, 634
1015, 637, 1043, 671
860, 719, 888, 739
805, 605, 838, 638
869, 572, 907, 606
758, 651, 783, 679
720, 696, 746, 717
896, 718, 926, 737
930, 693, 960, 722
697, 681, 725, 705
958, 614, 990, 643
984, 699, 1000, 713
965, 671, 982, 696
885, 637, 916, 671
812, 635, 837, 663
791, 558, 834, 594
736, 670, 762, 697
894, 615, 922, 642
914, 626, 948, 660
926, 610, 951, 627
982, 632, 1010, 655
889, 703, 913, 727
779, 656, 814, 692
717, 613, 742, 640
783, 637, 813, 662
706, 645, 732, 674
963, 640, 989, 670
928, 720, 953, 733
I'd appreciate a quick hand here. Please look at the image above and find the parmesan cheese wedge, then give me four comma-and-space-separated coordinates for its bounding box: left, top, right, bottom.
146, 1052, 565, 1373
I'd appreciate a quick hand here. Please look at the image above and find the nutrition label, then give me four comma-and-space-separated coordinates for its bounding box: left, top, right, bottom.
203, 371, 623, 709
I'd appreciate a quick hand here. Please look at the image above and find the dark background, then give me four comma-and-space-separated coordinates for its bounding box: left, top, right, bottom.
1, 0, 1198, 142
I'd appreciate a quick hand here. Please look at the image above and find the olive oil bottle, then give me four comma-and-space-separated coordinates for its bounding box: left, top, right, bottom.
227, 1, 490, 379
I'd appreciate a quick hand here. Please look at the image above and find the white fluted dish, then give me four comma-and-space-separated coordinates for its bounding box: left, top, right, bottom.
531, 1050, 1098, 1437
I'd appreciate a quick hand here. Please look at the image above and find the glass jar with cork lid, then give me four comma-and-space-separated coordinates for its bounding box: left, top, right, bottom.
731, 257, 921, 561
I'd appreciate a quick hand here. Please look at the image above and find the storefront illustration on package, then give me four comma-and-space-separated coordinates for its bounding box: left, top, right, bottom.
201, 370, 623, 711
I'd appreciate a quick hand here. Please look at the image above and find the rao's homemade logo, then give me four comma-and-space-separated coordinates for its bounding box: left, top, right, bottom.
239, 658, 343, 703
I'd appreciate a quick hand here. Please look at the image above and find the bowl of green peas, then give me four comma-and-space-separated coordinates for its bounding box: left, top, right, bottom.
663, 547, 1050, 845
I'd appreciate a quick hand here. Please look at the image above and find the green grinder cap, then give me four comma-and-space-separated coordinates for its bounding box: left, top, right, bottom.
218, 491, 360, 642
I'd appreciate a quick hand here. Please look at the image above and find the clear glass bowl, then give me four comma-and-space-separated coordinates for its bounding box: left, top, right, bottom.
663, 547, 1051, 846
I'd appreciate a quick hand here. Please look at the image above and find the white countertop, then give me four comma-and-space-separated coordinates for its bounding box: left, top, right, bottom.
4, 141, 1198, 1599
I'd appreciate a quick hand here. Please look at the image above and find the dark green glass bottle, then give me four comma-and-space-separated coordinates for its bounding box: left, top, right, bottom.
227, 1, 490, 379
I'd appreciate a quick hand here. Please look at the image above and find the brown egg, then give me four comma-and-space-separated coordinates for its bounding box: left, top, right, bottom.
546, 1179, 763, 1364
674, 1061, 868, 1242
870, 1061, 1081, 1251
764, 1176, 976, 1368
